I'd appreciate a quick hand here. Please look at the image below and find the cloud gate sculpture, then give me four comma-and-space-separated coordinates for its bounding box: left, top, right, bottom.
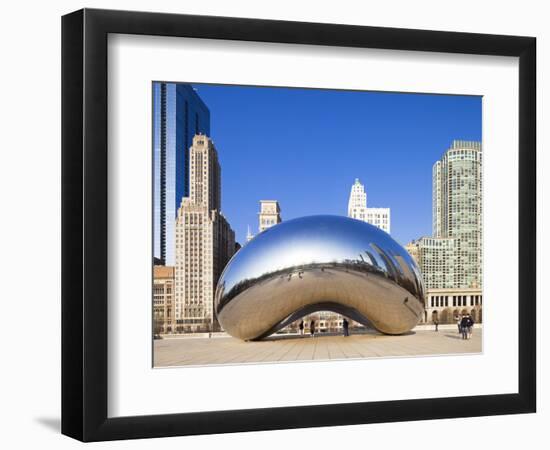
215, 215, 425, 341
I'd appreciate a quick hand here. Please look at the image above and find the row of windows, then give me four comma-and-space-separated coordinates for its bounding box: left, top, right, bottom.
153, 287, 172, 295
261, 217, 279, 226
430, 295, 483, 307
154, 308, 172, 318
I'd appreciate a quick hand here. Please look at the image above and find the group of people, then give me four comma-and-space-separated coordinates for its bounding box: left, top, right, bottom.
433, 314, 475, 340
298, 318, 350, 337
457, 314, 475, 340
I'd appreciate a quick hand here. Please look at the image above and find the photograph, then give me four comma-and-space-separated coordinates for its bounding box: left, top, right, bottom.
0, 0, 542, 446
152, 82, 483, 367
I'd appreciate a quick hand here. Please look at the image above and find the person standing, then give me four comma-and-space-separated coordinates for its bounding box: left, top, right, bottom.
434, 317, 439, 332
343, 318, 349, 337
460, 315, 470, 340
299, 320, 304, 336
456, 315, 462, 334
467, 315, 474, 339
310, 319, 315, 337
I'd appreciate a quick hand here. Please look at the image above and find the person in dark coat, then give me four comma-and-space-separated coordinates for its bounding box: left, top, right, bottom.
299, 320, 304, 336
434, 317, 439, 332
310, 319, 315, 337
460, 315, 470, 340
343, 318, 349, 337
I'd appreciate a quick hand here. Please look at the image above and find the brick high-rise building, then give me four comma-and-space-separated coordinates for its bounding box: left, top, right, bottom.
174, 135, 235, 332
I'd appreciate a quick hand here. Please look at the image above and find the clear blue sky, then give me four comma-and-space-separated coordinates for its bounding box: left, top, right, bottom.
191, 83, 482, 246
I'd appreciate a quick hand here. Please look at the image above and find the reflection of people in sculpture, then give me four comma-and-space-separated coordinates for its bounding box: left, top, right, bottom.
310, 320, 315, 337
343, 318, 349, 337
299, 320, 304, 336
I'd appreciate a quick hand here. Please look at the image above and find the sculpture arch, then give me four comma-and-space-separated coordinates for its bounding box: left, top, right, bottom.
215, 215, 425, 341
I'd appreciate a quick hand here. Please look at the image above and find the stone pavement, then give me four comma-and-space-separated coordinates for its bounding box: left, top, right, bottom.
154, 327, 482, 367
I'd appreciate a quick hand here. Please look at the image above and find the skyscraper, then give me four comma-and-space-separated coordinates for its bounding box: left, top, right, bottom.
245, 200, 282, 242
407, 140, 482, 290
174, 135, 235, 332
432, 140, 482, 288
258, 200, 282, 232
153, 83, 211, 266
347, 179, 391, 234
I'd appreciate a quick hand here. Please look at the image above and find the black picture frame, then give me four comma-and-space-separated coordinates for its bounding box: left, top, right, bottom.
61, 8, 536, 442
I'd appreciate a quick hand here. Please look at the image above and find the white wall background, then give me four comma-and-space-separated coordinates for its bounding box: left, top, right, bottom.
0, 0, 545, 448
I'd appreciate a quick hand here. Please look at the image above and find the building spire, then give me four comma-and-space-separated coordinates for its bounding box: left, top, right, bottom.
246, 225, 254, 242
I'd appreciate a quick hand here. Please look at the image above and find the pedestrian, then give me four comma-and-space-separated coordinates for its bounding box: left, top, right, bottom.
460, 315, 470, 340
299, 320, 304, 336
434, 317, 439, 332
310, 319, 315, 337
343, 318, 349, 337
467, 315, 474, 339
456, 315, 462, 334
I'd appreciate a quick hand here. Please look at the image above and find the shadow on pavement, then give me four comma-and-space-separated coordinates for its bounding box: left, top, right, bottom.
444, 333, 471, 340
262, 329, 415, 342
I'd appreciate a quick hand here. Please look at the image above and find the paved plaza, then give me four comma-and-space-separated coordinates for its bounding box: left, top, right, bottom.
154, 325, 482, 367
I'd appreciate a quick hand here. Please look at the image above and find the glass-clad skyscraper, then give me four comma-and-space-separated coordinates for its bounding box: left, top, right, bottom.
153, 83, 211, 265
432, 140, 482, 288
406, 140, 482, 291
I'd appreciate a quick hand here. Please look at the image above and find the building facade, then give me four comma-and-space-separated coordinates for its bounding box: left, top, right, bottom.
347, 178, 391, 234
258, 200, 282, 232
246, 200, 282, 242
405, 237, 457, 289
153, 265, 175, 334
432, 140, 483, 288
153, 82, 211, 266
406, 140, 483, 322
174, 135, 235, 332
422, 287, 483, 325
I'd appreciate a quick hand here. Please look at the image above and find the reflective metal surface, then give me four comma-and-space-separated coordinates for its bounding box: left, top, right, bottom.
215, 215, 425, 341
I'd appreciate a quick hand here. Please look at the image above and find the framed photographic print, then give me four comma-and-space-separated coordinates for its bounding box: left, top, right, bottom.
61, 8, 536, 442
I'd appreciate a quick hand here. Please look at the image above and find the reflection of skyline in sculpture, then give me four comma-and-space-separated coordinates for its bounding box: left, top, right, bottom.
215, 215, 425, 341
